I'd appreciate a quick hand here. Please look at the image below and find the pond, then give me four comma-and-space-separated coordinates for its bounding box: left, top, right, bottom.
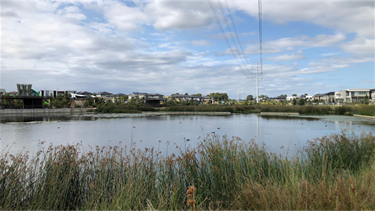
1, 113, 374, 156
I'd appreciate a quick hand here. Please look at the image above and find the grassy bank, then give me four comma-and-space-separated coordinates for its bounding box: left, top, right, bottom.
94, 104, 375, 117
95, 104, 156, 113
164, 105, 335, 115
1, 130, 375, 210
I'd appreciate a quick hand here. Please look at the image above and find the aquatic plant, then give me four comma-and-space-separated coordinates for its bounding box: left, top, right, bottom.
1, 131, 375, 210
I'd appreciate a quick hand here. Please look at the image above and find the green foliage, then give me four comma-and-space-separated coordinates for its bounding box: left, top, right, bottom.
246, 95, 253, 101
51, 93, 70, 108
292, 98, 297, 105
298, 98, 305, 106
208, 93, 229, 103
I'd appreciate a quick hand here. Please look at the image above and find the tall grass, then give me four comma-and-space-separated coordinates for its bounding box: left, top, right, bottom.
164, 105, 335, 114
1, 131, 375, 210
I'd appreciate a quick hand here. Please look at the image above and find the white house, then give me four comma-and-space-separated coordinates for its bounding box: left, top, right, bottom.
335, 89, 372, 103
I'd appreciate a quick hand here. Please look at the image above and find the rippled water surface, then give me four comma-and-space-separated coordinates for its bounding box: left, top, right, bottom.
1, 113, 374, 155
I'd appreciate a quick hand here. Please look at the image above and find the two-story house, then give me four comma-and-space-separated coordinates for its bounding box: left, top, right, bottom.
335, 89, 372, 103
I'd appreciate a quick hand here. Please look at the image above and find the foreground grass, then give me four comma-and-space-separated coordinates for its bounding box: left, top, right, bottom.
1, 130, 375, 210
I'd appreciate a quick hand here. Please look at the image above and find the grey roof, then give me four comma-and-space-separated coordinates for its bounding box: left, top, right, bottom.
97, 91, 113, 95
78, 91, 93, 95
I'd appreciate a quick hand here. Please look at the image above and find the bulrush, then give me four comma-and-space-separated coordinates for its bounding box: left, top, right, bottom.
186, 186, 197, 211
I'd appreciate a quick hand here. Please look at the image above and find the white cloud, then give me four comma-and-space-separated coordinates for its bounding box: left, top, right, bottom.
341, 38, 375, 55
245, 33, 346, 55
231, 0, 375, 38
266, 53, 305, 61
103, 1, 150, 31
144, 1, 213, 30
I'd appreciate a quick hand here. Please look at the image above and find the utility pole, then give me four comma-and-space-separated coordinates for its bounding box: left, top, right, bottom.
256, 62, 259, 103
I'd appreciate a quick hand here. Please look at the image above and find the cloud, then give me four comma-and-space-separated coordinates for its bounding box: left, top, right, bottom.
103, 1, 150, 31
208, 31, 256, 39
192, 40, 211, 46
231, 0, 375, 38
144, 0, 213, 30
341, 38, 375, 55
266, 53, 305, 61
245, 33, 346, 55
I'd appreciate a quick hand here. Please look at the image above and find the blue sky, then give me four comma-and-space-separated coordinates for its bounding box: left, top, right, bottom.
1, 0, 374, 98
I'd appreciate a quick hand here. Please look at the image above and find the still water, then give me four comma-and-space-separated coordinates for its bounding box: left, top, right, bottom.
1, 114, 374, 155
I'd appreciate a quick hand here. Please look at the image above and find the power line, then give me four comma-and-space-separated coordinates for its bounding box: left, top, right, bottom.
207, 0, 252, 79
217, 0, 253, 77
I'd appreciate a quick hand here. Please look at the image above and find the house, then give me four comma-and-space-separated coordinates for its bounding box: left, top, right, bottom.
0, 89, 6, 96
286, 96, 299, 101
170, 94, 213, 104
312, 94, 324, 102
77, 91, 93, 97
371, 89, 375, 101
305, 95, 313, 101
39, 90, 76, 98
96, 91, 113, 98
322, 92, 335, 103
271, 96, 286, 102
335, 89, 372, 103
128, 92, 166, 107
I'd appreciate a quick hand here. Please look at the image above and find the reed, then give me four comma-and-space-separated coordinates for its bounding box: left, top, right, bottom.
1, 131, 375, 210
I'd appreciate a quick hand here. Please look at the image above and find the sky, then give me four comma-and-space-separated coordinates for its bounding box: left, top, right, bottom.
1, 0, 374, 98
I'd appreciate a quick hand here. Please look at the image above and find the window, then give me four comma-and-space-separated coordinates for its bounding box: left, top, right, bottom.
336, 94, 341, 97
359, 92, 367, 95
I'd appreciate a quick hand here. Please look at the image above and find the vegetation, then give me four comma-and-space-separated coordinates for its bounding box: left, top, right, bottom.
95, 104, 156, 113
1, 131, 375, 210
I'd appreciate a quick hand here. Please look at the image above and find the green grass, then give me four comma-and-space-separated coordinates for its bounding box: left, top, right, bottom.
2, 131, 375, 210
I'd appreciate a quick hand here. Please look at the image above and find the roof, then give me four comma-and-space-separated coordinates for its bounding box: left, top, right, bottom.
97, 91, 113, 95
346, 89, 372, 92
272, 96, 286, 99
114, 93, 127, 96
78, 91, 93, 95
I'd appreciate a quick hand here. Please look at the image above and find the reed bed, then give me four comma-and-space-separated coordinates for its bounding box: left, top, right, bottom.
1, 130, 375, 210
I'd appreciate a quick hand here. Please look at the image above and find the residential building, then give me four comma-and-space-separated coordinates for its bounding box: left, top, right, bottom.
128, 92, 166, 107
305, 95, 313, 101
286, 96, 299, 101
39, 90, 76, 98
335, 89, 372, 103
271, 96, 286, 102
0, 89, 6, 96
171, 94, 213, 104
322, 92, 335, 103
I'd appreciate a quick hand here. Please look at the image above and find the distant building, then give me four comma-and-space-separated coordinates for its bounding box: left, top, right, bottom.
128, 92, 166, 107
0, 89, 6, 96
335, 89, 372, 103
39, 90, 76, 98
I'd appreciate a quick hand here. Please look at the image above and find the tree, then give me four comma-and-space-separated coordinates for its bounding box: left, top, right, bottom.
364, 94, 369, 104
246, 95, 254, 101
184, 93, 189, 95
292, 98, 297, 105
208, 93, 229, 103
298, 98, 305, 106
292, 94, 297, 96
192, 93, 202, 96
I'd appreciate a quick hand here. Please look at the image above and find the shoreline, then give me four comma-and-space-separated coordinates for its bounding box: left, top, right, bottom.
0, 108, 88, 115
